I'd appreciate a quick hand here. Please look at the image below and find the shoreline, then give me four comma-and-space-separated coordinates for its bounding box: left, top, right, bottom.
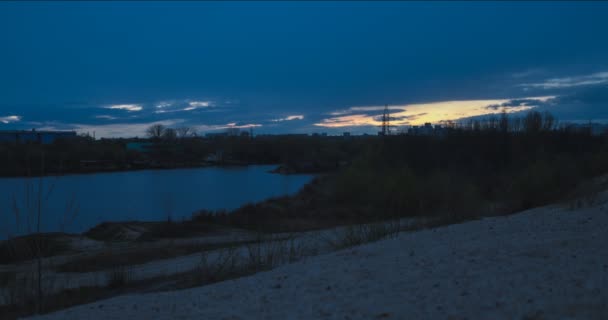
0, 172, 325, 244
0, 162, 252, 179
0, 162, 335, 179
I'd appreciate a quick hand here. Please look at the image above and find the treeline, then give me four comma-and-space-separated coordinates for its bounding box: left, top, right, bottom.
0, 110, 603, 179
0, 136, 144, 176
334, 128, 606, 218
196, 111, 608, 232
448, 109, 558, 133
0, 125, 362, 176
121, 123, 364, 171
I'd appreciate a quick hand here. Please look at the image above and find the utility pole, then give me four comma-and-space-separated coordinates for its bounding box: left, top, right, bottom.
380, 104, 391, 136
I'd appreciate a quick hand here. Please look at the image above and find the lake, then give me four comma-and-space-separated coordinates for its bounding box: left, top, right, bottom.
0, 165, 314, 238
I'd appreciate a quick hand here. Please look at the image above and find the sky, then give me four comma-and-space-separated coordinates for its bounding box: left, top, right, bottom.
1, 1, 608, 137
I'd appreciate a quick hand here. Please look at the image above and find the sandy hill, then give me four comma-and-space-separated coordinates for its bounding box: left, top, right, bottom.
29, 197, 608, 320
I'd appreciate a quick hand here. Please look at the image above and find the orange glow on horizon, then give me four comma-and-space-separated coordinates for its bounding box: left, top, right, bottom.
314, 96, 555, 128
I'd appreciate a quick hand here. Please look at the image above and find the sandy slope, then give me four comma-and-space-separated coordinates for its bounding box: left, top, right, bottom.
29, 201, 608, 319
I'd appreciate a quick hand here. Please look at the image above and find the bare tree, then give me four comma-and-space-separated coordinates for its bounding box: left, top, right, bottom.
146, 124, 166, 140
472, 119, 481, 131
162, 128, 177, 140
226, 127, 240, 137
440, 120, 456, 129
499, 109, 509, 133
485, 115, 498, 131
6, 152, 78, 312
176, 127, 196, 138
511, 116, 522, 132
523, 111, 543, 133
542, 111, 556, 131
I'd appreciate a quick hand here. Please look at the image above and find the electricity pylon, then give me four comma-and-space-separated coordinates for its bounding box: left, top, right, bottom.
380, 104, 391, 136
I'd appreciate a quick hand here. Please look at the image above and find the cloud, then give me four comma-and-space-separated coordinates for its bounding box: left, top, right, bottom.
390, 113, 427, 122
315, 114, 384, 128
511, 68, 544, 79
315, 96, 556, 128
94, 115, 117, 120
350, 106, 406, 112
528, 86, 608, 122
105, 104, 143, 112
271, 115, 304, 122
153, 100, 215, 113
195, 122, 262, 133
155, 101, 174, 109
485, 96, 555, 110
154, 109, 178, 114
520, 71, 608, 89
188, 101, 211, 108
329, 106, 405, 116
38, 119, 184, 138
184, 101, 212, 111
0, 115, 21, 124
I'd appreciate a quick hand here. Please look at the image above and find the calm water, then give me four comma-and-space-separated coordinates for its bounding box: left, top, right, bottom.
0, 165, 313, 237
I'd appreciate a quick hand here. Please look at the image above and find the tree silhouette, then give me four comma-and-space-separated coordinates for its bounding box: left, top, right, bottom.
176, 127, 196, 138
162, 128, 177, 141
146, 124, 166, 140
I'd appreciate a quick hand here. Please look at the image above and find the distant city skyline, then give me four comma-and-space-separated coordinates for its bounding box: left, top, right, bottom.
1, 1, 608, 137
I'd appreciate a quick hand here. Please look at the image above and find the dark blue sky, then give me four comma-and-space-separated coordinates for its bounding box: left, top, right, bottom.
1, 1, 608, 137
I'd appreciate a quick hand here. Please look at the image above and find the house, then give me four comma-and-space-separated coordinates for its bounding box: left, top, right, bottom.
126, 141, 154, 153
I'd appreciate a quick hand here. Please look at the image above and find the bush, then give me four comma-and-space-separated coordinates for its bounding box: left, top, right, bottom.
189, 124, 608, 233
328, 221, 402, 250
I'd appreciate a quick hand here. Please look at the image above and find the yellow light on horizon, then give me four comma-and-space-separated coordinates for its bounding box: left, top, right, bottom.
314, 96, 555, 128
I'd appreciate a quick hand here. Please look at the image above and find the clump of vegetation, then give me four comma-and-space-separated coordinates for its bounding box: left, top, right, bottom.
327, 221, 402, 250
197, 111, 608, 232
0, 234, 70, 264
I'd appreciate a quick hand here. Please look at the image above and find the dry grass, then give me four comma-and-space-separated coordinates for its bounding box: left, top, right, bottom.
171, 235, 307, 290
326, 220, 402, 250
55, 240, 258, 273
107, 267, 132, 289
0, 233, 71, 264
0, 234, 311, 318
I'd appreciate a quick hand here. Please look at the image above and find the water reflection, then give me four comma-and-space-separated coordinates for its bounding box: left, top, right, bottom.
0, 165, 313, 237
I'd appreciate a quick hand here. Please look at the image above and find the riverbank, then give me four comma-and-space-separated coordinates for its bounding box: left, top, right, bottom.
0, 161, 334, 179
2, 173, 607, 318
0, 161, 257, 179
26, 189, 608, 320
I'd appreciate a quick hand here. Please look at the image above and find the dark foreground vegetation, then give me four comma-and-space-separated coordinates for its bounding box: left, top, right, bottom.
196, 111, 608, 232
